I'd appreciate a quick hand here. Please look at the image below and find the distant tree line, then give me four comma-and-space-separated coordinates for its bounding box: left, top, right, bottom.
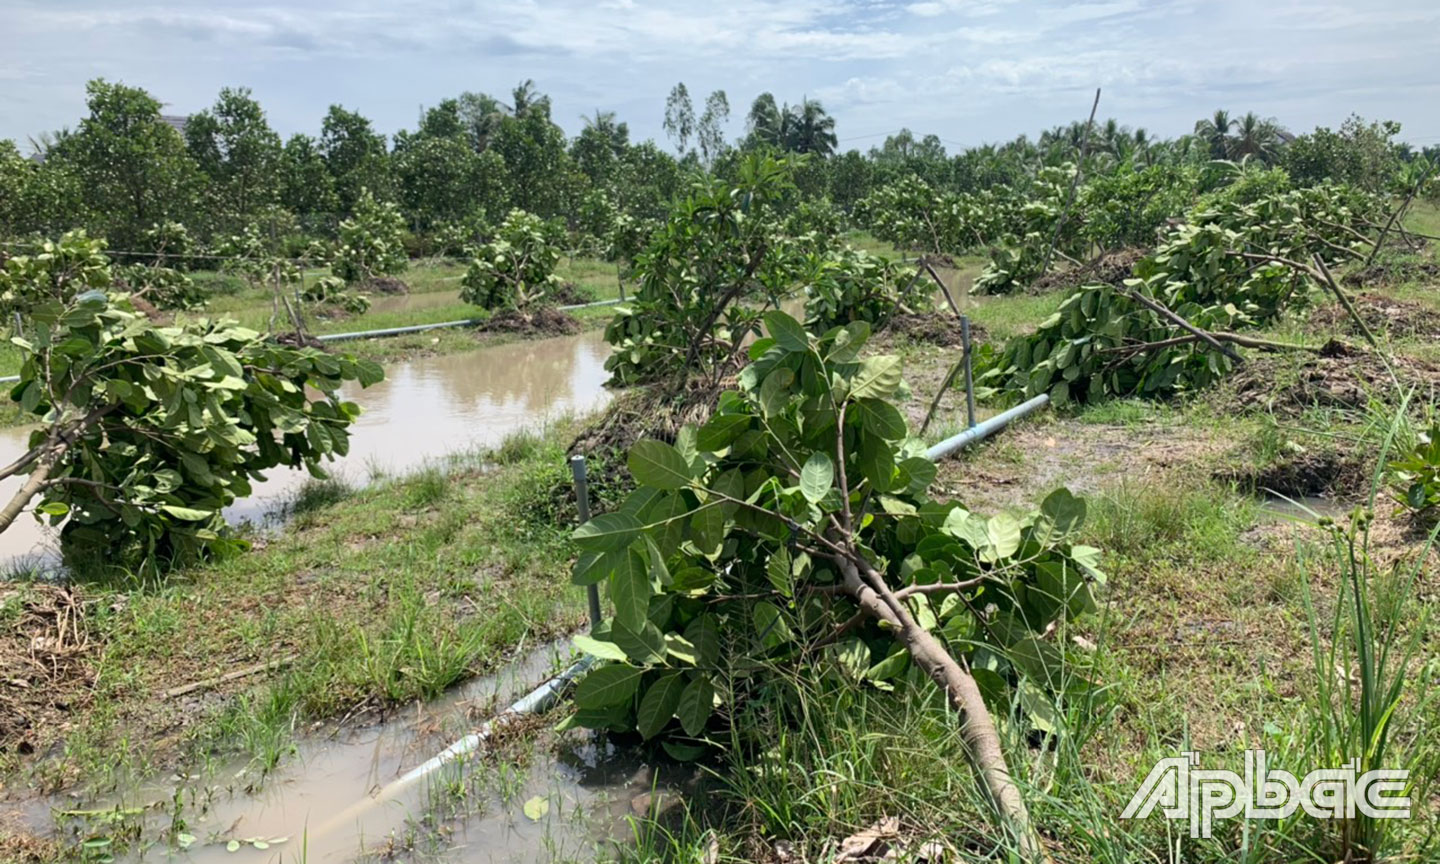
0, 77, 1431, 260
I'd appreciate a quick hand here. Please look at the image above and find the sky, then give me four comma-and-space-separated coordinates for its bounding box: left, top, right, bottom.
3, 0, 1439, 153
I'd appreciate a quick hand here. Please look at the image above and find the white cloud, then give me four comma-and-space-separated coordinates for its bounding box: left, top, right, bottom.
0, 0, 1436, 148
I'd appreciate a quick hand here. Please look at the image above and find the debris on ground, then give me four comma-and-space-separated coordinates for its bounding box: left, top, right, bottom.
0, 585, 95, 766
477, 306, 581, 337
1227, 343, 1440, 416
1030, 247, 1147, 294
358, 276, 410, 295
887, 312, 985, 347
1309, 293, 1440, 340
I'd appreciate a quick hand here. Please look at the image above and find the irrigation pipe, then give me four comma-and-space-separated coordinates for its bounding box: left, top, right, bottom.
307, 650, 597, 843
0, 299, 628, 382
924, 394, 1050, 461
316, 297, 623, 343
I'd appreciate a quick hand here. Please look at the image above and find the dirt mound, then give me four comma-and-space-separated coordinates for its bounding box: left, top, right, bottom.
0, 585, 95, 762
1030, 247, 1146, 294
479, 306, 581, 337
1341, 256, 1438, 288
124, 293, 170, 323
1309, 294, 1440, 340
1227, 344, 1440, 416
358, 276, 409, 295
887, 313, 985, 347
549, 282, 596, 307
1217, 449, 1372, 501
274, 330, 326, 349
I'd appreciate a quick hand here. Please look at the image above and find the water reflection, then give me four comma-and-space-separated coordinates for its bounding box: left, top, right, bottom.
0, 328, 614, 565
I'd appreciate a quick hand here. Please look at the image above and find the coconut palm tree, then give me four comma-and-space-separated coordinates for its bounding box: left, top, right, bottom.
1229, 112, 1281, 163
1195, 109, 1234, 159
782, 98, 837, 156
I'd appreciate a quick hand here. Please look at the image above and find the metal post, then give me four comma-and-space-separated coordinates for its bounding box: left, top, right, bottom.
569, 455, 603, 630
961, 315, 976, 429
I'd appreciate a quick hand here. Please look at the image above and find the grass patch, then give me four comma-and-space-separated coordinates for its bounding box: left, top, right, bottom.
3, 422, 589, 806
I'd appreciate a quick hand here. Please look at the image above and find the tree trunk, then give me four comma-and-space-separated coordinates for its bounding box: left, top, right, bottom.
838, 558, 1050, 863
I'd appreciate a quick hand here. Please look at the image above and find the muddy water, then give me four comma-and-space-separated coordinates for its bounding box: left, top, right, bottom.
0, 328, 613, 566
46, 641, 689, 863
365, 290, 466, 317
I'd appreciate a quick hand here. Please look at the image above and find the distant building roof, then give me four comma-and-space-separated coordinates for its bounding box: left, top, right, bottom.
160, 114, 189, 135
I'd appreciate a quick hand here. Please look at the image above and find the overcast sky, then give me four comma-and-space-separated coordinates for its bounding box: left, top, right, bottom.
3, 0, 1438, 153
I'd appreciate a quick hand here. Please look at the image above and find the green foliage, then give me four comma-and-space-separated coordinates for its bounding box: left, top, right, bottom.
302, 275, 371, 316
1283, 115, 1405, 192
49, 79, 202, 250
184, 87, 283, 233
1078, 163, 1198, 249
138, 221, 197, 270
801, 247, 910, 332
332, 189, 408, 284
1389, 425, 1440, 513
603, 155, 807, 385
973, 234, 1047, 295
117, 263, 206, 311
979, 184, 1378, 405
6, 238, 383, 567
567, 311, 1103, 745
458, 209, 564, 311
0, 230, 112, 316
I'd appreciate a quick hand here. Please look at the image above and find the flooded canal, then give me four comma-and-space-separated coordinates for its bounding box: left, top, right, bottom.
37, 641, 693, 863
0, 328, 614, 567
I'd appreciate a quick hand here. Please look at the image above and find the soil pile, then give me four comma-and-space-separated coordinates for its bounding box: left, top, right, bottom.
1216, 449, 1372, 500
0, 585, 94, 766
478, 306, 581, 337
1340, 256, 1438, 288
549, 282, 596, 307
1310, 294, 1440, 340
358, 276, 409, 295
1030, 247, 1146, 294
1227, 341, 1439, 416
887, 312, 986, 347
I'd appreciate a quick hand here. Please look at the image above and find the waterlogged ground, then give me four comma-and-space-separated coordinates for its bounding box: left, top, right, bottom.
4, 221, 1440, 862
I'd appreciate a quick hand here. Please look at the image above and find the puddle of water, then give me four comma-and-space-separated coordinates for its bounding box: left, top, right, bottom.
365, 291, 465, 317
35, 640, 689, 863
0, 328, 613, 566
1258, 494, 1348, 522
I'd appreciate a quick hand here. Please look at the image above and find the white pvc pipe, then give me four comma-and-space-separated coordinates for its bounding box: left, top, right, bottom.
924, 394, 1050, 461
306, 651, 596, 842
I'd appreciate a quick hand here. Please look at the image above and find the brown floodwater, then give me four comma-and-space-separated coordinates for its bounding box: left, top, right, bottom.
36, 640, 692, 863
0, 328, 613, 568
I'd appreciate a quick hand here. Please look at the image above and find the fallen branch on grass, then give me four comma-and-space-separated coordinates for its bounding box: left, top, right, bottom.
163, 655, 296, 699
1121, 287, 1245, 363
1099, 331, 1322, 357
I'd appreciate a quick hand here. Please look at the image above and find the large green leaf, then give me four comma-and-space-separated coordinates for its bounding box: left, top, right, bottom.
574, 664, 643, 709
799, 451, 834, 504
628, 439, 693, 490
696, 414, 750, 451
573, 512, 642, 552
849, 355, 902, 400
612, 619, 667, 665
572, 634, 629, 662
763, 311, 810, 353
853, 398, 906, 440
610, 549, 652, 630
636, 673, 685, 739
677, 676, 715, 736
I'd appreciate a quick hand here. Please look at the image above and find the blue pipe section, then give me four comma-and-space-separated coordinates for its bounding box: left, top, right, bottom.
924, 394, 1049, 461
316, 297, 623, 343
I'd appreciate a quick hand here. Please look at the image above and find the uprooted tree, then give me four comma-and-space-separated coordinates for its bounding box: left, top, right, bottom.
0, 233, 384, 569
569, 311, 1101, 859
977, 183, 1386, 404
